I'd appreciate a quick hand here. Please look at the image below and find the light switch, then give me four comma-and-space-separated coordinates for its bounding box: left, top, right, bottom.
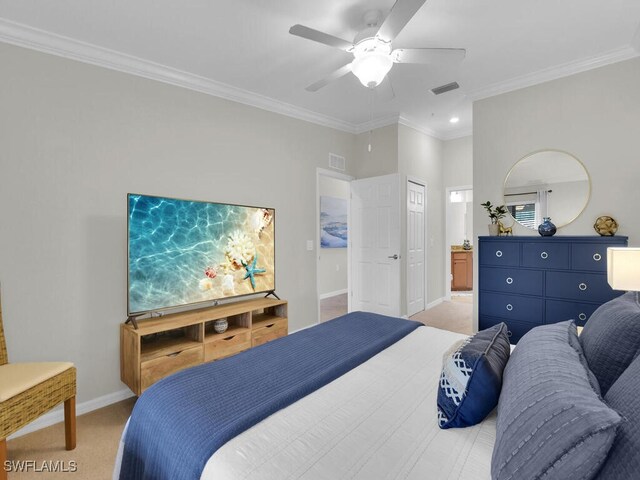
307, 240, 314, 251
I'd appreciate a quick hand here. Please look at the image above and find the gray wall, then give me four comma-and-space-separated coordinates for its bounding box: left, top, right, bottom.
354, 124, 399, 178
0, 43, 356, 403
473, 57, 640, 329
443, 136, 473, 189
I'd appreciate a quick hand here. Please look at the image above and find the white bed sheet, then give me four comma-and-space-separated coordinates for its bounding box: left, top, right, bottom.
114, 326, 497, 480
200, 326, 495, 480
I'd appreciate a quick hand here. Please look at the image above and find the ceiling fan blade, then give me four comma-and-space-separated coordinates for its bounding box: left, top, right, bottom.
392, 48, 466, 64
289, 24, 354, 51
376, 0, 427, 43
376, 76, 395, 102
305, 63, 353, 92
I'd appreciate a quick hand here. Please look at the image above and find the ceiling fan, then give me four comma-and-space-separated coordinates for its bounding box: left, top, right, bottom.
289, 0, 466, 95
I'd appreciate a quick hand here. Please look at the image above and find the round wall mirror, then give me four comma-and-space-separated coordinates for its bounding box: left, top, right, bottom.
503, 150, 590, 230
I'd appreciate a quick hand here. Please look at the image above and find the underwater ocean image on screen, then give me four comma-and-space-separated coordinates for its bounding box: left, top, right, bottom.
128, 194, 275, 314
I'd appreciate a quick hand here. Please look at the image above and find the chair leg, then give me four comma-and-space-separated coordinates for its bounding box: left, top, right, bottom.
64, 396, 76, 450
1, 438, 7, 480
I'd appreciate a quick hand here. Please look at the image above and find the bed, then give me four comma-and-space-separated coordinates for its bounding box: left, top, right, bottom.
114, 299, 640, 480
114, 313, 496, 480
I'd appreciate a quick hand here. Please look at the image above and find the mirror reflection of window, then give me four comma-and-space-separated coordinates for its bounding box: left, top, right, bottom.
504, 150, 590, 230
507, 203, 536, 229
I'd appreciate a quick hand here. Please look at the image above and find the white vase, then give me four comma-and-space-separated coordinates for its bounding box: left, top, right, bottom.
488, 224, 500, 236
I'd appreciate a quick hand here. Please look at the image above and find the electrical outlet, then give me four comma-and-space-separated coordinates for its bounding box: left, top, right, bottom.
306, 240, 314, 251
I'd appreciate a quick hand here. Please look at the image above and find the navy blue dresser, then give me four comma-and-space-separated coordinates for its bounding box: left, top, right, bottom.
479, 236, 628, 343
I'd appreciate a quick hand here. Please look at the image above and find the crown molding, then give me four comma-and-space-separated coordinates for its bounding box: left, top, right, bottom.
354, 114, 472, 142
440, 128, 473, 141
467, 46, 640, 101
0, 18, 468, 140
2, 18, 636, 143
353, 114, 401, 135
398, 116, 444, 140
0, 18, 357, 134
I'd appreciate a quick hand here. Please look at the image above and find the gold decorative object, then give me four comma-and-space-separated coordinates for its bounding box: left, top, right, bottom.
593, 216, 619, 236
498, 220, 513, 236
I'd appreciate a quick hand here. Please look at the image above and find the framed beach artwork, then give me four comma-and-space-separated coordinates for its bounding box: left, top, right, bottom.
320, 196, 348, 248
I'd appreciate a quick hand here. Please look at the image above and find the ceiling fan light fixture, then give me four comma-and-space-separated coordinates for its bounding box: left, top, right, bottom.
351, 52, 393, 88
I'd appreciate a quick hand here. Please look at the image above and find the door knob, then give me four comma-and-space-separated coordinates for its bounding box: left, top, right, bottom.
388, 254, 399, 260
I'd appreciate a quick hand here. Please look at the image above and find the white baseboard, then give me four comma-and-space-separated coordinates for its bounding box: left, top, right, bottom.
319, 289, 348, 300
426, 297, 445, 310
9, 388, 135, 440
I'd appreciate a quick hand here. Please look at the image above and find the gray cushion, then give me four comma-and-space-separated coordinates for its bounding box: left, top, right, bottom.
580, 292, 640, 395
597, 354, 640, 479
492, 321, 621, 480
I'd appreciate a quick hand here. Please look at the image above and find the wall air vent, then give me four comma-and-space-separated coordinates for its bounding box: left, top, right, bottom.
329, 153, 346, 171
430, 82, 460, 95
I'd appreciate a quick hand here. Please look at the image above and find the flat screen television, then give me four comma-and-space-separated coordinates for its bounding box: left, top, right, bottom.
127, 193, 275, 315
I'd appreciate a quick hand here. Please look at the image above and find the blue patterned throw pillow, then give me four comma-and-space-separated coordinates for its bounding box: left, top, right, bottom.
437, 323, 510, 429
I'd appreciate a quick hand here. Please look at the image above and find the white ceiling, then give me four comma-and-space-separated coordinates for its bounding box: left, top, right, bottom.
1, 0, 639, 139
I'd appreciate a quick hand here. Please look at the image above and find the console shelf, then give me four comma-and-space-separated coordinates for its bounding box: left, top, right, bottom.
121, 297, 288, 395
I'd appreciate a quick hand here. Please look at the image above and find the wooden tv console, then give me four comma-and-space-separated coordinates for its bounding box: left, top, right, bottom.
120, 297, 288, 395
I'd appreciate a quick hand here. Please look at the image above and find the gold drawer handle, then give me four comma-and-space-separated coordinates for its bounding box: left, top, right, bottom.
593, 253, 602, 261
223, 335, 236, 341
540, 252, 549, 259
506, 304, 513, 311
579, 313, 587, 321
579, 283, 588, 291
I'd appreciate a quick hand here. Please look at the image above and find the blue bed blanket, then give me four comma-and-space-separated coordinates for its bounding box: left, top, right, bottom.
119, 311, 422, 480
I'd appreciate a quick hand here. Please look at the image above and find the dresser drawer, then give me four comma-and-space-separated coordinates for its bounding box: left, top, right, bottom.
252, 317, 288, 347
480, 267, 543, 295
480, 292, 543, 323
141, 345, 203, 391
546, 271, 622, 303
204, 331, 251, 362
479, 242, 519, 267
479, 316, 537, 344
522, 242, 569, 269
545, 300, 599, 327
571, 243, 609, 272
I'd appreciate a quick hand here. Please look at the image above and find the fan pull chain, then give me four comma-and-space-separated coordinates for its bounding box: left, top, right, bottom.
368, 88, 374, 153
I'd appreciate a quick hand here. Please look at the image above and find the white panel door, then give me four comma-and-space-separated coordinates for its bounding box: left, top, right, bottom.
350, 174, 401, 317
407, 181, 426, 316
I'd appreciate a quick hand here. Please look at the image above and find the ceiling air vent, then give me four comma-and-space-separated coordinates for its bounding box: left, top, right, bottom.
329, 153, 346, 171
430, 82, 460, 95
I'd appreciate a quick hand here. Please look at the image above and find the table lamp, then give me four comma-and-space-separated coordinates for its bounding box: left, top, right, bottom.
607, 247, 640, 301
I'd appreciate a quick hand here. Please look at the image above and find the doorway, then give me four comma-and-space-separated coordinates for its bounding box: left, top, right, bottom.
317, 168, 353, 323
445, 186, 473, 301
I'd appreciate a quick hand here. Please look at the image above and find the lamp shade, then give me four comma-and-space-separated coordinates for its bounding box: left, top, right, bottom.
607, 247, 640, 291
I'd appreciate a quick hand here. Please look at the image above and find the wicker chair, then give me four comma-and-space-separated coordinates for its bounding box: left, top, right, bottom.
0, 296, 76, 480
